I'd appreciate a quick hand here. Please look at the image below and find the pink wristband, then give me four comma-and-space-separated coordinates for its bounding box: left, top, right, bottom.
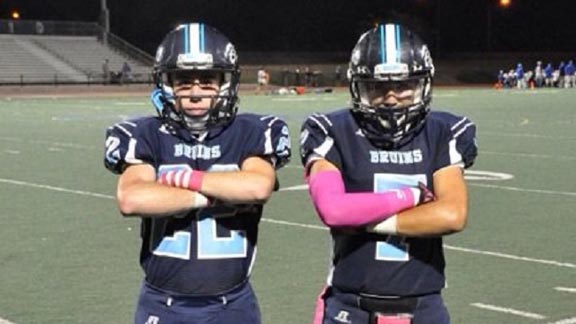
187, 170, 204, 192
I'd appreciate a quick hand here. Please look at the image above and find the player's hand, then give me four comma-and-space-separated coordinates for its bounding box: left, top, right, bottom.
417, 182, 435, 204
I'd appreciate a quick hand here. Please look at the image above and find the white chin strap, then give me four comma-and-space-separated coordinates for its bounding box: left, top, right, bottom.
184, 114, 209, 130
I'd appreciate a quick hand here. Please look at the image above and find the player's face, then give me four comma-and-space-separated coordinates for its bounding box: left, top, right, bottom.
172, 71, 221, 116
358, 80, 418, 108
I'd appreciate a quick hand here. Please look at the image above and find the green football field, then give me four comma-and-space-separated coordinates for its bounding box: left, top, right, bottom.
0, 88, 575, 324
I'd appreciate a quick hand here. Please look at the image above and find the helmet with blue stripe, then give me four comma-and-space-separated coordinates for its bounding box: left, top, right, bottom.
348, 23, 434, 148
152, 23, 240, 133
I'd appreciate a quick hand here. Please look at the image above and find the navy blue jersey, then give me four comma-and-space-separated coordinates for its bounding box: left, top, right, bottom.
104, 113, 291, 296
300, 109, 476, 297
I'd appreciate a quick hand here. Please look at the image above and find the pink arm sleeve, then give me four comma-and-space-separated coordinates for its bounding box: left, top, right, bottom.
308, 170, 418, 227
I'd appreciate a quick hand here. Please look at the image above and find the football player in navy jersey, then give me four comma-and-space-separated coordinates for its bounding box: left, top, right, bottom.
300, 23, 477, 324
103, 23, 291, 324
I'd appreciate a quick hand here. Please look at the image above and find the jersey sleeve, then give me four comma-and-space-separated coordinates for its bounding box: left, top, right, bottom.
299, 113, 342, 170
103, 119, 156, 174
246, 115, 292, 169
433, 113, 478, 171
451, 116, 477, 169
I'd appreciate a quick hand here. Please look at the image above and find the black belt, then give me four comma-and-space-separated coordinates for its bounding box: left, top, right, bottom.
332, 288, 421, 314
358, 295, 418, 314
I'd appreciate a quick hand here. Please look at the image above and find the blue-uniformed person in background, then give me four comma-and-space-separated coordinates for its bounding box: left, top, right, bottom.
544, 62, 554, 87
300, 23, 477, 324
515, 62, 526, 89
104, 22, 291, 324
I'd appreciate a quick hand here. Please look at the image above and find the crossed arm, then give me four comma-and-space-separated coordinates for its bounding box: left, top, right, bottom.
308, 159, 468, 237
116, 156, 276, 217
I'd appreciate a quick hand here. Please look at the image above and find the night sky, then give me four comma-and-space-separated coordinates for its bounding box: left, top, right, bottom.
2, 0, 575, 56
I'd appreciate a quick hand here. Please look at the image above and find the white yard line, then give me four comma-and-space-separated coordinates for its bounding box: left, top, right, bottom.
548, 318, 576, 324
481, 150, 576, 161
481, 131, 576, 141
470, 303, 546, 320
0, 136, 94, 150
0, 318, 17, 324
445, 245, 576, 269
0, 178, 114, 200
469, 183, 576, 197
554, 287, 576, 294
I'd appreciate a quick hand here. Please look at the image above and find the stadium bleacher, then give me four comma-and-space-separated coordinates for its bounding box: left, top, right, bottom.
0, 34, 151, 84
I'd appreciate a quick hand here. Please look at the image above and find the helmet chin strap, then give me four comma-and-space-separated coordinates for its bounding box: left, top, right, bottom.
183, 114, 209, 134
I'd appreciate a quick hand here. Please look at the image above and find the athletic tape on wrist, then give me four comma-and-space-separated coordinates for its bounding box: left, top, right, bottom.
367, 215, 398, 235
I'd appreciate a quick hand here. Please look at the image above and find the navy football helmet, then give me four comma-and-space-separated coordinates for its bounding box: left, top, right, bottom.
348, 23, 434, 148
152, 23, 240, 133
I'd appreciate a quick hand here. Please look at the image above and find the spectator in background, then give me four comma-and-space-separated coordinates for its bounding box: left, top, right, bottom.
257, 67, 269, 94
557, 61, 565, 88
311, 69, 321, 87
505, 69, 516, 88
294, 67, 301, 86
281, 67, 290, 86
496, 69, 505, 88
515, 63, 526, 89
533, 61, 544, 88
544, 62, 554, 87
524, 70, 534, 89
102, 58, 111, 84
563, 60, 575, 88
304, 66, 312, 86
334, 65, 342, 86
120, 61, 132, 85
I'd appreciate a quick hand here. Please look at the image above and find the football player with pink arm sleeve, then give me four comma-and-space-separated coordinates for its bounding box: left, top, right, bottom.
301, 22, 477, 324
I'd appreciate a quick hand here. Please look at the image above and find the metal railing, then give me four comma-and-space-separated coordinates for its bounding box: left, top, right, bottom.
105, 31, 154, 66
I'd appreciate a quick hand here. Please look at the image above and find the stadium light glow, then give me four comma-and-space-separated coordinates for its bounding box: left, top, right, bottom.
11, 10, 20, 19
499, 0, 511, 8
